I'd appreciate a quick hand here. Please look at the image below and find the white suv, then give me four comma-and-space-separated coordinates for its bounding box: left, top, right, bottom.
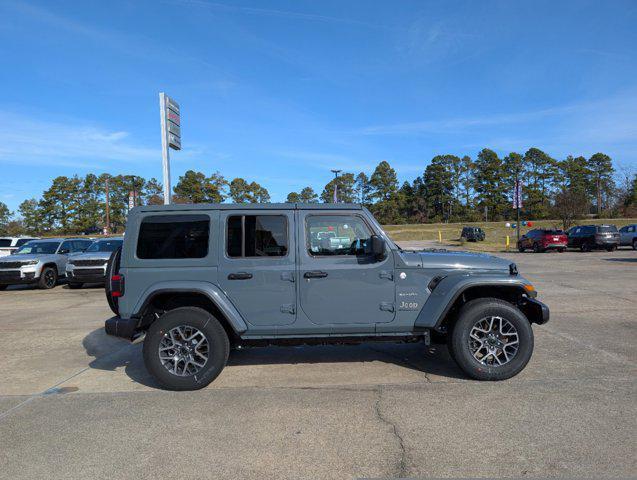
0, 237, 39, 257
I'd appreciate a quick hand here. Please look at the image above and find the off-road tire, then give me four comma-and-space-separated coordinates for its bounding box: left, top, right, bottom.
448, 298, 534, 381
67, 282, 83, 289
143, 307, 229, 391
38, 266, 57, 289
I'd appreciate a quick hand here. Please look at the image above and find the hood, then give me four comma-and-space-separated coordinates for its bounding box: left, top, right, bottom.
398, 249, 512, 271
0, 253, 56, 263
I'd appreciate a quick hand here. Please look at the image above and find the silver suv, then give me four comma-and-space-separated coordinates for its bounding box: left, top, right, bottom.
0, 238, 93, 290
66, 237, 124, 288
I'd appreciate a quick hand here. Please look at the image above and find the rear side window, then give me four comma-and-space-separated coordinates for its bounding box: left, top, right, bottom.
16, 238, 34, 246
0, 239, 11, 247
137, 214, 210, 259
227, 215, 288, 257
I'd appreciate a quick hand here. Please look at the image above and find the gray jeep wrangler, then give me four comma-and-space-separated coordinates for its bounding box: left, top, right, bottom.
105, 203, 549, 390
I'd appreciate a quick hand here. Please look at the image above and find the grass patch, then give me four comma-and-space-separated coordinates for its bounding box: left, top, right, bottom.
383, 218, 637, 252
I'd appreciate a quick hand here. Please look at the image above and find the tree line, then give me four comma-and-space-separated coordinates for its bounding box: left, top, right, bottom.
0, 147, 635, 235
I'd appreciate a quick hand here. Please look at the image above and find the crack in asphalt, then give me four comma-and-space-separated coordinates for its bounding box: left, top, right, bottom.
374, 385, 407, 479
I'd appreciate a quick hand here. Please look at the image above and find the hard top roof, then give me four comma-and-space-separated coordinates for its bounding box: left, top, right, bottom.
135, 203, 364, 213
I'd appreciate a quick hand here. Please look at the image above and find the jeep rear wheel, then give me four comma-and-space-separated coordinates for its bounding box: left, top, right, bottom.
142, 307, 229, 391
38, 266, 57, 289
448, 298, 534, 381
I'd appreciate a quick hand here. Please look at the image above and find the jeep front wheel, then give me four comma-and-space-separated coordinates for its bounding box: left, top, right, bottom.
142, 307, 229, 391
448, 298, 534, 381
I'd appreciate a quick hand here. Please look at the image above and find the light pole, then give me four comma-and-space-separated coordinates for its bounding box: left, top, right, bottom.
331, 169, 341, 203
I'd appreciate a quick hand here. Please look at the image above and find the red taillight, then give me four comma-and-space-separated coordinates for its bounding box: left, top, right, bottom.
111, 274, 124, 297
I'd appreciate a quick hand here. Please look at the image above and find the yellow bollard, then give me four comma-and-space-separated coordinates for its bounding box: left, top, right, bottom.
438, 230, 442, 243
506, 235, 510, 250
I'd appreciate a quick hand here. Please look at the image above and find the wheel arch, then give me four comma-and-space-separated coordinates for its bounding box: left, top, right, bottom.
415, 277, 538, 333
133, 282, 248, 340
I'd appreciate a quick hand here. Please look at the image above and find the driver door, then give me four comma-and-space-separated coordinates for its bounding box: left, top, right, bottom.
298, 211, 395, 327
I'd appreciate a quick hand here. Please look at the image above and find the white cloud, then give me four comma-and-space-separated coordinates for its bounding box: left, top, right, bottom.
0, 111, 159, 168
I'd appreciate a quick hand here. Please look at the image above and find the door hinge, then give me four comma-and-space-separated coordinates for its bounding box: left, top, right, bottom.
280, 304, 296, 314
379, 302, 395, 312
379, 271, 393, 281
280, 272, 295, 282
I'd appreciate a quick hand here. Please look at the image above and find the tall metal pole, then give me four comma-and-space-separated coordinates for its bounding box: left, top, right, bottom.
159, 93, 172, 205
331, 169, 341, 203
515, 170, 521, 242
105, 177, 111, 235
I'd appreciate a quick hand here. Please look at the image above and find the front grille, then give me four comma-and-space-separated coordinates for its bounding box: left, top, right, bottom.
72, 259, 107, 267
0, 261, 28, 268
73, 268, 105, 277
0, 270, 21, 280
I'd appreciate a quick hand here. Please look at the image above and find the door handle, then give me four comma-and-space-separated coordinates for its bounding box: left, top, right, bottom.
228, 272, 253, 280
303, 271, 328, 279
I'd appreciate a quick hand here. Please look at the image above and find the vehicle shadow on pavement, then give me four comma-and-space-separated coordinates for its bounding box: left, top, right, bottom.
604, 257, 637, 263
82, 328, 466, 389
226, 342, 467, 380
82, 328, 161, 389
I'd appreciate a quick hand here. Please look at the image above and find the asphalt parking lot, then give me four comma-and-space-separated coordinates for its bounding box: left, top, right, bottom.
0, 246, 635, 479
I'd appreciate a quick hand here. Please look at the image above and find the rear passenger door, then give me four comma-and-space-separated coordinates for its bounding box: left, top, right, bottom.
218, 211, 296, 327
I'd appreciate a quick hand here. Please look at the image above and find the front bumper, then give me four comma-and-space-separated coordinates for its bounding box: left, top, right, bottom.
520, 297, 550, 325
0, 270, 37, 285
105, 316, 139, 341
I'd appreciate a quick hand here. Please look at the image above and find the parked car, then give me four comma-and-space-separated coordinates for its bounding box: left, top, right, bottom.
517, 229, 567, 253
104, 203, 549, 390
461, 226, 485, 242
65, 237, 124, 288
567, 225, 620, 251
0, 237, 39, 257
618, 224, 637, 250
0, 238, 93, 290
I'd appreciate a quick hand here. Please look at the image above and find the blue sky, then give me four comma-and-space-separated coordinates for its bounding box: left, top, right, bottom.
1, 0, 636, 211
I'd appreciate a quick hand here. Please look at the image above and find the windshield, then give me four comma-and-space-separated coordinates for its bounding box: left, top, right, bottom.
598, 225, 618, 233
15, 241, 60, 255
86, 239, 123, 253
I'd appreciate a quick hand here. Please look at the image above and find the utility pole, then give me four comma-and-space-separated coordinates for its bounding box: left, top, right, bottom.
515, 168, 521, 243
105, 177, 111, 235
331, 169, 341, 203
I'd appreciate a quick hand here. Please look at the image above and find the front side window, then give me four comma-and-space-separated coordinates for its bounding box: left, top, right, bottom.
306, 215, 372, 256
226, 215, 288, 257
137, 214, 210, 259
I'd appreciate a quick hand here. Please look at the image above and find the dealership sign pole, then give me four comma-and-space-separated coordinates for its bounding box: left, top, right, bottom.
159, 93, 181, 205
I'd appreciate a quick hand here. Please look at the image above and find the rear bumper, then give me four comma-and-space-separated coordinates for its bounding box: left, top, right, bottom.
105, 316, 138, 341
542, 243, 567, 249
521, 298, 550, 325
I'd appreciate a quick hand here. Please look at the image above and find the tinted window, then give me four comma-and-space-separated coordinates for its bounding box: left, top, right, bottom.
306, 215, 372, 256
227, 215, 288, 257
137, 214, 210, 259
0, 239, 11, 247
16, 238, 35, 246
87, 239, 123, 253
542, 229, 563, 235
598, 225, 618, 233
72, 240, 92, 252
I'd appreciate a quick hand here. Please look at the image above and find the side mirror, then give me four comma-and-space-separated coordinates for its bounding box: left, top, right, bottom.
365, 235, 385, 259
58, 248, 70, 255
